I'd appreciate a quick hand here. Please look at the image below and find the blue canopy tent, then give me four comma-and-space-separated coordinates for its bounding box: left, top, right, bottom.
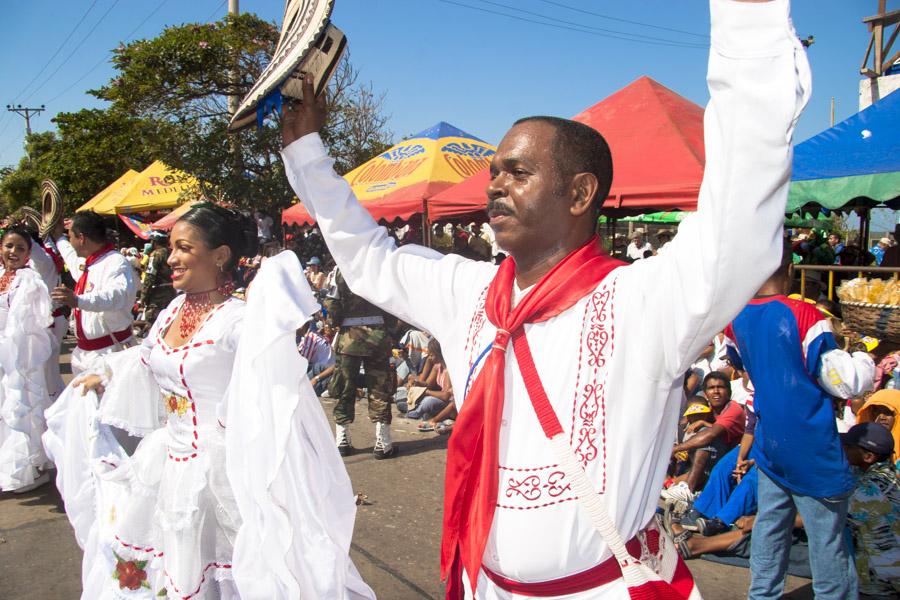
788, 89, 900, 214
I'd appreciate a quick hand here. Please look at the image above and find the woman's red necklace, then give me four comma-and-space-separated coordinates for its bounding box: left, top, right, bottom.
178, 289, 220, 338
0, 269, 16, 294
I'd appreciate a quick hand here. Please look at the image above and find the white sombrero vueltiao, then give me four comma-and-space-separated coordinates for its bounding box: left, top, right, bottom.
228, 0, 346, 132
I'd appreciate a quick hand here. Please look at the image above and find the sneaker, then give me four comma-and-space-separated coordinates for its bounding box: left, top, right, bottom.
696, 517, 729, 537
660, 481, 695, 504
679, 508, 705, 531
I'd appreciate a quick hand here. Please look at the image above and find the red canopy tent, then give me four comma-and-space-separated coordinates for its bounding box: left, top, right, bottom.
428, 76, 706, 220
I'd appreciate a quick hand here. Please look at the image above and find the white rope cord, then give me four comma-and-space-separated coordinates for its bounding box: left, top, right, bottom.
547, 434, 650, 587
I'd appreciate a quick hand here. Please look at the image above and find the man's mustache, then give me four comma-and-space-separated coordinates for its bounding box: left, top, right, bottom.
486, 199, 514, 217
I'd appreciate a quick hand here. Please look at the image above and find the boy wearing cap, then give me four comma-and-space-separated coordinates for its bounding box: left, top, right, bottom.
671, 400, 717, 492
844, 422, 900, 599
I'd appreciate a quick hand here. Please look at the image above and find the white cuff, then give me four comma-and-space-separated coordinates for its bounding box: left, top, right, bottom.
281, 132, 328, 169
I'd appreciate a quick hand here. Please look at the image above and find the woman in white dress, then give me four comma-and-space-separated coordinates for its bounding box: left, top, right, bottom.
46, 205, 374, 599
0, 226, 54, 492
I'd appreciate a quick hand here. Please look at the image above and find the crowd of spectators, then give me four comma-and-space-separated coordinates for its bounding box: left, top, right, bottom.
656, 260, 900, 598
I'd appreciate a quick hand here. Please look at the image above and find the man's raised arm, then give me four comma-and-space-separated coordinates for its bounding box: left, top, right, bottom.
637, 0, 812, 377
279, 79, 492, 339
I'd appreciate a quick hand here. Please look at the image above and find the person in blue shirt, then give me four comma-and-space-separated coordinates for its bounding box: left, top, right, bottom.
725, 243, 876, 600
870, 237, 891, 265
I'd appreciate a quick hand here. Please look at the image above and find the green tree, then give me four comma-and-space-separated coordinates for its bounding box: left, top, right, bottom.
0, 132, 57, 213
94, 13, 391, 211
2, 13, 391, 217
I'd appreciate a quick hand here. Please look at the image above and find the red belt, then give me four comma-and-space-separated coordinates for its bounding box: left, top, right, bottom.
482, 531, 656, 597
76, 327, 132, 351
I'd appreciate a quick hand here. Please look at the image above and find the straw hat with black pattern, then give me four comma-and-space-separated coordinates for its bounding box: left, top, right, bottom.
228, 0, 346, 132
39, 180, 63, 238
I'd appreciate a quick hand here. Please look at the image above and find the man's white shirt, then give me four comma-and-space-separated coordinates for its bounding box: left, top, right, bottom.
55, 237, 137, 341
281, 1, 809, 595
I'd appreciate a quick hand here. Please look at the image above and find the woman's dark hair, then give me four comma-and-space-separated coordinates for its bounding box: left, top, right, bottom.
2, 225, 34, 250
70, 211, 110, 244
177, 204, 259, 275
428, 337, 444, 364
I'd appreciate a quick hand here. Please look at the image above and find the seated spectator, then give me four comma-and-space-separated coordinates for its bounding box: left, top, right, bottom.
857, 390, 900, 465
296, 322, 336, 395
670, 399, 717, 492
399, 326, 431, 372
419, 401, 458, 435
666, 372, 745, 501
391, 345, 416, 406
843, 423, 900, 599
404, 339, 453, 422
684, 334, 731, 398
671, 512, 810, 581
680, 398, 759, 538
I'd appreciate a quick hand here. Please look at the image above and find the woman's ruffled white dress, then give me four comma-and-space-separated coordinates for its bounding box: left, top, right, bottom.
44, 252, 375, 599
0, 267, 53, 491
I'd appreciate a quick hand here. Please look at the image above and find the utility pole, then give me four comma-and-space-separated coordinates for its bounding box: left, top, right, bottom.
6, 104, 45, 137
228, 0, 240, 115
830, 97, 835, 127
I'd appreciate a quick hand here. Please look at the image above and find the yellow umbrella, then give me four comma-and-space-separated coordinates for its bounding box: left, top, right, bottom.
77, 169, 140, 212
283, 121, 496, 224
94, 160, 202, 215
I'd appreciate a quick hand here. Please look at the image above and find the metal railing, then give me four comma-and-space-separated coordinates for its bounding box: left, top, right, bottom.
793, 264, 900, 300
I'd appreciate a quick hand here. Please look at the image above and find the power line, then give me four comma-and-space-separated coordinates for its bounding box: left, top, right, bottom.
11, 0, 102, 104
206, 0, 227, 23
535, 0, 709, 39
437, 0, 707, 49
23, 0, 123, 104
46, 0, 173, 105
478, 0, 707, 48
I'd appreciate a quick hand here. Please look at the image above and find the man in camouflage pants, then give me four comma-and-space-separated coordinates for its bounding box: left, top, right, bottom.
325, 268, 397, 459
138, 231, 176, 332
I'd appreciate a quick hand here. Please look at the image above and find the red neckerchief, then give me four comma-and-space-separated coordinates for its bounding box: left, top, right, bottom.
73, 243, 115, 341
42, 241, 65, 275
441, 236, 624, 597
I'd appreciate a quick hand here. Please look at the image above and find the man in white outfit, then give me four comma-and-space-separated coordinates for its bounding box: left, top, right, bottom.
281, 1, 807, 597
49, 212, 138, 375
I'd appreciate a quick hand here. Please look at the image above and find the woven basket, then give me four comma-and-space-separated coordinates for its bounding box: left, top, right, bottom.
840, 301, 900, 343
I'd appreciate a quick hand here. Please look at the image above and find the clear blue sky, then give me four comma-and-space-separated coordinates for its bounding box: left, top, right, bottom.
0, 0, 896, 227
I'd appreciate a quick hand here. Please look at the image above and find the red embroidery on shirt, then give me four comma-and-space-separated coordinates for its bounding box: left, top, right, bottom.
496, 277, 618, 509
504, 470, 572, 502
464, 286, 489, 363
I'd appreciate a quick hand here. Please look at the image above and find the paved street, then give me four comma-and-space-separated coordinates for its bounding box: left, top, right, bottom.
0, 346, 815, 599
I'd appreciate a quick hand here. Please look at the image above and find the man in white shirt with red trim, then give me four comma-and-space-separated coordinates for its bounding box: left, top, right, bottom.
280, 1, 807, 597
50, 212, 138, 375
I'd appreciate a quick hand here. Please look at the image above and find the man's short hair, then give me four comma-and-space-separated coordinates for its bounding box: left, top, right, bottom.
70, 211, 109, 244
513, 116, 613, 215
702, 371, 731, 395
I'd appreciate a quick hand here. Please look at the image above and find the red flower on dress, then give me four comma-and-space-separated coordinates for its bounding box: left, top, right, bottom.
113, 553, 149, 591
